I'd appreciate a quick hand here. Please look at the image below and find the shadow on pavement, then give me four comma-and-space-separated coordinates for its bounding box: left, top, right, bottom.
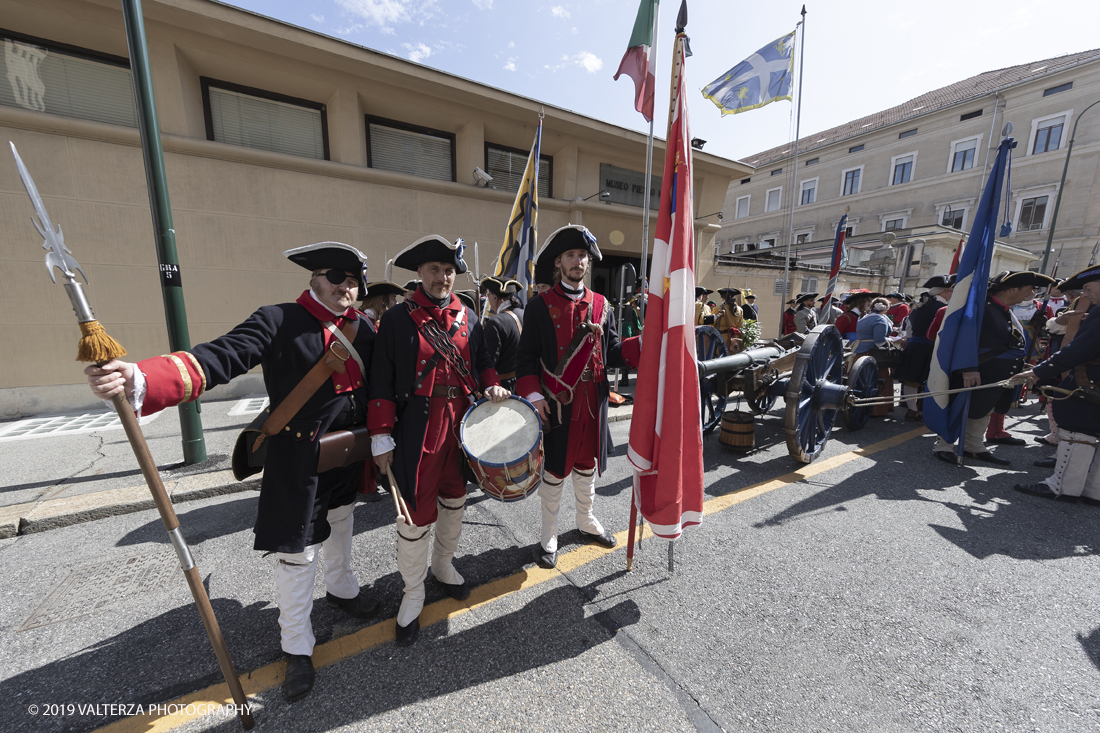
1078, 627, 1100, 675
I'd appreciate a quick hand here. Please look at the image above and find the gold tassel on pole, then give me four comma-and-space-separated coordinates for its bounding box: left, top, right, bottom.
76, 320, 128, 363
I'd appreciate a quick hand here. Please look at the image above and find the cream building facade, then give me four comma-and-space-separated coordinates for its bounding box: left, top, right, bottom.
0, 0, 749, 416
712, 48, 1100, 333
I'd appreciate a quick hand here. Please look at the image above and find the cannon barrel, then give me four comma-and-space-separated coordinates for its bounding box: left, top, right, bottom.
697, 343, 788, 378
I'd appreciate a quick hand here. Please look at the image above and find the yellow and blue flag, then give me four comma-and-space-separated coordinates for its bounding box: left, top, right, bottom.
702, 31, 795, 116
495, 122, 540, 298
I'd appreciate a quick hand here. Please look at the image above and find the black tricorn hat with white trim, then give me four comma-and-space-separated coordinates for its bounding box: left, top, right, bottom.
394, 235, 468, 275
1057, 264, 1100, 291
284, 242, 368, 288
482, 276, 522, 297
988, 270, 1055, 291
534, 224, 603, 271
922, 274, 956, 289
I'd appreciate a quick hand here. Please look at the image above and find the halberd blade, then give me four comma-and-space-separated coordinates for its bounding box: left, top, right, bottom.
9, 142, 87, 283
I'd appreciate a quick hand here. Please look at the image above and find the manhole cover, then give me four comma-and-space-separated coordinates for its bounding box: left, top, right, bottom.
20, 550, 179, 631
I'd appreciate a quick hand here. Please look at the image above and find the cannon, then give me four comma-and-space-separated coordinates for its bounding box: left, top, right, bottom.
696, 324, 881, 464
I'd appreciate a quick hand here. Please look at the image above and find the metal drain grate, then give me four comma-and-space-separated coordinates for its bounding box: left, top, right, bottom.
20, 550, 180, 631
227, 397, 269, 416
0, 410, 161, 442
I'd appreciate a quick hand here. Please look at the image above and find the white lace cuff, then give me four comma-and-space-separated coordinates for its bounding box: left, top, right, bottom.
371, 434, 396, 456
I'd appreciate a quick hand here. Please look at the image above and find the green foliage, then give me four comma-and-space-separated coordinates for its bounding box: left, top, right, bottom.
741, 319, 761, 349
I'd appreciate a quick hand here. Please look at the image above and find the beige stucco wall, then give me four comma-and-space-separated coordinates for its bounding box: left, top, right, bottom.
0, 0, 750, 406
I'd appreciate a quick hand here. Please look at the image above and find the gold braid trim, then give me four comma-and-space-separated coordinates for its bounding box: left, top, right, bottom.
164, 354, 193, 404
176, 351, 207, 399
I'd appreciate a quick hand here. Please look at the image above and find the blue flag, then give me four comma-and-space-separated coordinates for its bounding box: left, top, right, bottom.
702, 31, 795, 116
924, 138, 1016, 449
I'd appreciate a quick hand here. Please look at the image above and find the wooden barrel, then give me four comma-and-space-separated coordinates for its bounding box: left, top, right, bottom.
719, 410, 755, 451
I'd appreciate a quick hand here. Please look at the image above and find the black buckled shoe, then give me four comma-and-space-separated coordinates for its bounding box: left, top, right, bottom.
987, 436, 1026, 446
579, 528, 617, 548
283, 654, 315, 703
325, 591, 380, 619
933, 450, 959, 465
395, 617, 420, 647
964, 451, 1011, 466
1014, 483, 1077, 503
438, 579, 470, 601
533, 545, 557, 569
1033, 457, 1057, 468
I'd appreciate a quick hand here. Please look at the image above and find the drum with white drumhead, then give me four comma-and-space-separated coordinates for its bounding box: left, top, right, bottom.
459, 396, 543, 502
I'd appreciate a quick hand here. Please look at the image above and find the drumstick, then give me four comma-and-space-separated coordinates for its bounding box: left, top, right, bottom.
385, 465, 411, 525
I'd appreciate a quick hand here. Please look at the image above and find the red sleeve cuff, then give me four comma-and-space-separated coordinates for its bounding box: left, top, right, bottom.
367, 398, 396, 434
479, 368, 501, 390
620, 336, 642, 369
138, 352, 206, 415
515, 374, 542, 396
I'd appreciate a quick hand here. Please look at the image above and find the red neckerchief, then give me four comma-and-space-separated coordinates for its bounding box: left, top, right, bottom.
295, 290, 362, 394
408, 287, 462, 324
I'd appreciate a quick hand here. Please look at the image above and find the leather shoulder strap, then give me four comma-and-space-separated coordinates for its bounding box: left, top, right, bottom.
504, 309, 522, 335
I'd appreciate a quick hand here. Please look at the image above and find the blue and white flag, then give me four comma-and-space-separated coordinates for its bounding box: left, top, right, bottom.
924, 138, 1016, 450
702, 31, 795, 116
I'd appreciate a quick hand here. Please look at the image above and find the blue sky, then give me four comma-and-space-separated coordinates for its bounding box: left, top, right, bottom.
223, 0, 1097, 164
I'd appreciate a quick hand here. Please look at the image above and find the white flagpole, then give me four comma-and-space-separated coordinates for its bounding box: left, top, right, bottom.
638, 0, 660, 320
780, 5, 807, 335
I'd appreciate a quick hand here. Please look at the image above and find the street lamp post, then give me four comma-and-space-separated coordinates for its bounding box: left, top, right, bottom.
1039, 98, 1100, 274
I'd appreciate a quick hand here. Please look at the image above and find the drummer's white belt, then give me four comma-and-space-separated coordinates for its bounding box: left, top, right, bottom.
1042, 429, 1100, 499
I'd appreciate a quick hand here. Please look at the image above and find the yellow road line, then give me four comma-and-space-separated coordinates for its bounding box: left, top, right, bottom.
97, 426, 929, 733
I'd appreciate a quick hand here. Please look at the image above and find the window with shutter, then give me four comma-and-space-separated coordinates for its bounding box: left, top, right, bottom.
204, 79, 327, 160
0, 31, 136, 128
367, 116, 455, 182
485, 143, 553, 197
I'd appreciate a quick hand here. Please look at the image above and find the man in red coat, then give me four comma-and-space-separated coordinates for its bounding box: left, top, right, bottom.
516, 225, 640, 569
369, 235, 509, 646
885, 292, 910, 327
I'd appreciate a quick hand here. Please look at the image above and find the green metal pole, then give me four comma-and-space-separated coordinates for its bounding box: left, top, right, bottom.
1039, 99, 1100, 275
120, 0, 206, 464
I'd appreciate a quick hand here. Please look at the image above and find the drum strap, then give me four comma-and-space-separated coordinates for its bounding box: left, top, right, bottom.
406, 302, 479, 397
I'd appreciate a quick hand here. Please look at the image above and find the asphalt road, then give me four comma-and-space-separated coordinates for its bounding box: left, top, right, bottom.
1, 404, 1098, 733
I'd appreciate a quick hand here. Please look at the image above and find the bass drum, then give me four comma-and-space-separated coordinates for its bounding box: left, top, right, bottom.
460, 396, 543, 502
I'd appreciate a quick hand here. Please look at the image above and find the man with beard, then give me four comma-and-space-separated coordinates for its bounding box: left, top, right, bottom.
898, 276, 954, 421
516, 225, 640, 569
369, 235, 509, 646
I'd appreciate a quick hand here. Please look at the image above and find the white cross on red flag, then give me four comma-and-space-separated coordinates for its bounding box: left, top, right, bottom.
626, 29, 704, 540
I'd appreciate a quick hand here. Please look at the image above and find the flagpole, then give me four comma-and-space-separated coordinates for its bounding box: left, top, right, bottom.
638, 1, 660, 320
780, 5, 806, 336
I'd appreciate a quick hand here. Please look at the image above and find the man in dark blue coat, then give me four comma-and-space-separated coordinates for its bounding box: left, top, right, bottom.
516, 225, 640, 569
84, 242, 380, 703
481, 276, 525, 392
369, 235, 508, 646
1015, 264, 1100, 505
899, 275, 954, 421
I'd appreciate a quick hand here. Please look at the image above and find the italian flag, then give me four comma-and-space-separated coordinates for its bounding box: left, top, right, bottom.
613, 0, 659, 122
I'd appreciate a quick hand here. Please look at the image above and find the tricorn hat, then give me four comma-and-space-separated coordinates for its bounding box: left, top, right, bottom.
744, 293, 757, 300
988, 270, 1055, 291
922, 274, 956, 289
362, 281, 406, 299
284, 242, 368, 288
534, 225, 602, 272
786, 298, 797, 305
1056, 264, 1100, 291
482, 276, 522, 297
695, 286, 714, 298
394, 235, 468, 275
454, 290, 479, 310
403, 279, 422, 291
885, 292, 905, 299
717, 287, 741, 298
796, 292, 818, 303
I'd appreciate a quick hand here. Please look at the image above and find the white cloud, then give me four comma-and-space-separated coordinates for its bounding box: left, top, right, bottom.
472, 0, 493, 8
504, 58, 516, 71
336, 0, 440, 31
551, 5, 570, 19
571, 27, 578, 35
311, 13, 325, 23
508, 40, 515, 48
574, 51, 602, 73
403, 42, 433, 63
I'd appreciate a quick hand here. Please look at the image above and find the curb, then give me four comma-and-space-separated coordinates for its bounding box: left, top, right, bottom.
1, 470, 261, 539
1, 411, 634, 538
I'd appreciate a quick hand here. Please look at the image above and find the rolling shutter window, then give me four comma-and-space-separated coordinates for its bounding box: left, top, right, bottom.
0, 36, 136, 127
369, 121, 454, 182
485, 145, 552, 198
207, 86, 325, 160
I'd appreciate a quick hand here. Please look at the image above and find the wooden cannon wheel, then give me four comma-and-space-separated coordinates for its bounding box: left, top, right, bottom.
695, 325, 728, 434
783, 325, 848, 463
841, 355, 879, 431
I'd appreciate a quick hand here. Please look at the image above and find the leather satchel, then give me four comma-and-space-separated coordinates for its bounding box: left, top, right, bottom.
316, 426, 372, 473
230, 317, 365, 481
